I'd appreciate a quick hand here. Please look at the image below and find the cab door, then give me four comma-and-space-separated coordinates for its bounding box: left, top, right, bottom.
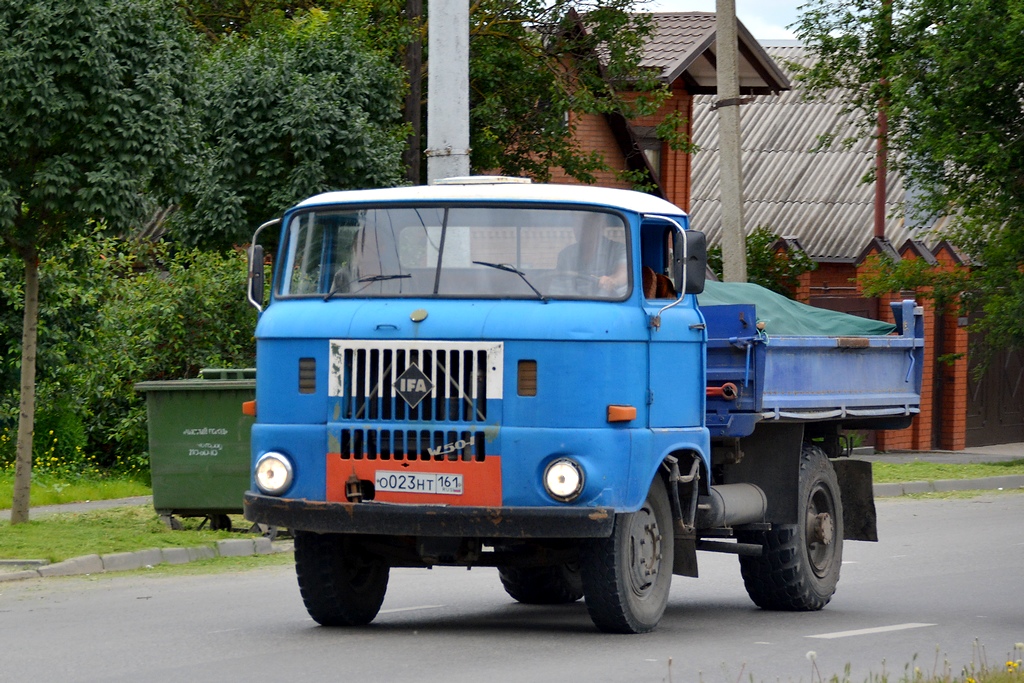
640, 219, 706, 429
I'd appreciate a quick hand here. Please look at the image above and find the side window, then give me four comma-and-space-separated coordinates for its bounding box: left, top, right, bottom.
639, 222, 678, 300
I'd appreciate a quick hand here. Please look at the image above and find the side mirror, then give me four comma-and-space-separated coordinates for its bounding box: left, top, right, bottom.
247, 244, 266, 311
246, 218, 281, 312
682, 231, 707, 295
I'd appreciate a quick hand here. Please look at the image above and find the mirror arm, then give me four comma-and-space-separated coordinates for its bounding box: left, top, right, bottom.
643, 215, 688, 330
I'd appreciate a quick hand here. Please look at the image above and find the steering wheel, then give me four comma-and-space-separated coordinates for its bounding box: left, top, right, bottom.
541, 271, 602, 296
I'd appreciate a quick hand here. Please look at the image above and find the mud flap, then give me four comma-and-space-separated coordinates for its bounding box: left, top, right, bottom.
832, 459, 878, 542
673, 529, 698, 577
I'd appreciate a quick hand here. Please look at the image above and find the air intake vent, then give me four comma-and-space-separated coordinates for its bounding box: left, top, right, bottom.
336, 429, 486, 462
298, 358, 316, 394
328, 341, 503, 423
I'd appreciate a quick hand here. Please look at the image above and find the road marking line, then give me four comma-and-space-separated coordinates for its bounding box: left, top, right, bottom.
807, 623, 936, 639
379, 604, 445, 615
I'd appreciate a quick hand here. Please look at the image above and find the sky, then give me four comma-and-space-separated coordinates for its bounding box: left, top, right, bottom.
645, 0, 803, 40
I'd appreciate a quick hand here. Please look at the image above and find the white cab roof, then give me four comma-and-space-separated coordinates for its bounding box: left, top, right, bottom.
296, 182, 688, 217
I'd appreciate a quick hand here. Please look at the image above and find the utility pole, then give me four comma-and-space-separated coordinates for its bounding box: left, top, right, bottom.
403, 0, 423, 185
716, 0, 747, 282
874, 0, 893, 240
426, 0, 471, 183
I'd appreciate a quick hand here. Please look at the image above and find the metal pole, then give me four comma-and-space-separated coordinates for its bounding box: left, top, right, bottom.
716, 0, 747, 282
874, 101, 888, 239
426, 0, 471, 183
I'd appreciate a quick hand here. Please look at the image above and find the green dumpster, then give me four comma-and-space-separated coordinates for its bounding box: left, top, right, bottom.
135, 368, 255, 529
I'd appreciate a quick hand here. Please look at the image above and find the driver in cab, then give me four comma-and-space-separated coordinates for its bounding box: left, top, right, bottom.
555, 217, 627, 295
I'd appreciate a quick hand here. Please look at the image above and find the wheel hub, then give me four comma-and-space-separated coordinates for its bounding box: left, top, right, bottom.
809, 511, 834, 546
627, 511, 662, 594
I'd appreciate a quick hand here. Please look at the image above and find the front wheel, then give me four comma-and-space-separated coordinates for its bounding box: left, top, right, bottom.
737, 444, 843, 610
293, 530, 390, 626
580, 476, 674, 633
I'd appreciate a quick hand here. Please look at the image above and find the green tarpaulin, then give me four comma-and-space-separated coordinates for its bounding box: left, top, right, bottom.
697, 281, 898, 336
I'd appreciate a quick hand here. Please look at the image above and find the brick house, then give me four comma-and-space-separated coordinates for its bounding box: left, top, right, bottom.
551, 12, 789, 210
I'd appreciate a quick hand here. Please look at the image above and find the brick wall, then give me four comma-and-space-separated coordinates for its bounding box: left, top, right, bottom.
553, 86, 693, 210
781, 243, 971, 452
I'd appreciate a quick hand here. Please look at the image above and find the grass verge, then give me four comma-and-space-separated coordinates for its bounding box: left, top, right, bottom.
0, 507, 258, 563
871, 459, 1024, 484
0, 472, 151, 509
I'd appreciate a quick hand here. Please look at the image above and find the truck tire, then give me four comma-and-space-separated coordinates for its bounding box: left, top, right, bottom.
293, 530, 390, 626
737, 444, 843, 611
497, 563, 584, 604
580, 476, 674, 633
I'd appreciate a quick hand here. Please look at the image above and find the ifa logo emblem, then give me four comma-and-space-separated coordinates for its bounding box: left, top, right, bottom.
394, 364, 433, 408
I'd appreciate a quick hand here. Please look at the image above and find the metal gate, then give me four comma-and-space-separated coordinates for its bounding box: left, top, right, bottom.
966, 342, 1024, 446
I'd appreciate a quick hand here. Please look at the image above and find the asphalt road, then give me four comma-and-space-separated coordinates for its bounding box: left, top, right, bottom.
1, 493, 1021, 683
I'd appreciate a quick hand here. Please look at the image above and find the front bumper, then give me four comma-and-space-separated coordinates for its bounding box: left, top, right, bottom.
244, 492, 616, 538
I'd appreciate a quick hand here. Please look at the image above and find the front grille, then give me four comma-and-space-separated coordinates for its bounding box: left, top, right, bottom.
336, 428, 486, 462
329, 341, 503, 423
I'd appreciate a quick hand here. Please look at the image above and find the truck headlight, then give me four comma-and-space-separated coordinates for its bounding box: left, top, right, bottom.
254, 452, 293, 495
544, 458, 584, 503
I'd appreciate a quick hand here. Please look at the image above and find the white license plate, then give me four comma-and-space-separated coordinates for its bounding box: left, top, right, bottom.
375, 471, 464, 495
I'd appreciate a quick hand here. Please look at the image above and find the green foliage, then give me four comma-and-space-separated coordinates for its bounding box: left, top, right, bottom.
0, 0, 195, 250
171, 8, 408, 249
793, 0, 1024, 353
858, 254, 972, 310
80, 239, 257, 465
0, 234, 256, 474
707, 226, 817, 297
468, 1, 674, 182
178, 0, 320, 39
175, 1, 686, 191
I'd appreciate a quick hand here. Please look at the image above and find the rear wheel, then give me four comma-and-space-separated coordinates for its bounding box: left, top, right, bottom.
737, 444, 843, 610
580, 476, 674, 633
293, 530, 390, 626
498, 563, 584, 604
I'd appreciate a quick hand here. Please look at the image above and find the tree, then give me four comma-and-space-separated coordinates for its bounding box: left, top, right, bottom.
793, 0, 1024, 354
0, 0, 194, 523
707, 227, 817, 298
171, 8, 408, 248
467, 0, 674, 183
176, 1, 682, 192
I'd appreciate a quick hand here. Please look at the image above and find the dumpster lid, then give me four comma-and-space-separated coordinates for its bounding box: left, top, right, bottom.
135, 368, 256, 392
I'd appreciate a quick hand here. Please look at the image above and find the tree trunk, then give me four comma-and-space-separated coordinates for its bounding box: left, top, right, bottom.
10, 251, 39, 525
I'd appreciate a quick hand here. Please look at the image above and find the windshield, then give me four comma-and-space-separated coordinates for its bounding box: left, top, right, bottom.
278, 205, 630, 300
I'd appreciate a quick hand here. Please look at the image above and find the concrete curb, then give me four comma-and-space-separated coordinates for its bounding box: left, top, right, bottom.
873, 475, 1024, 498
0, 540, 293, 583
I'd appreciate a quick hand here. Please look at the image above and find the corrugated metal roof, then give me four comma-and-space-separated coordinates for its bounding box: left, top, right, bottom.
690, 44, 928, 260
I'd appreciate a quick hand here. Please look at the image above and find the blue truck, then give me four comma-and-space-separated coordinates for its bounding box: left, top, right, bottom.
243, 179, 924, 633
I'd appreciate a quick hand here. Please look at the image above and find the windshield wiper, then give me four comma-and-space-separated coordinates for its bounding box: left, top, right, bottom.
324, 273, 411, 300
472, 261, 547, 301
357, 274, 412, 283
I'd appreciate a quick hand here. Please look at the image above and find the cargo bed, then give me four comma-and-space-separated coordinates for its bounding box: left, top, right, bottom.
703, 297, 925, 438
